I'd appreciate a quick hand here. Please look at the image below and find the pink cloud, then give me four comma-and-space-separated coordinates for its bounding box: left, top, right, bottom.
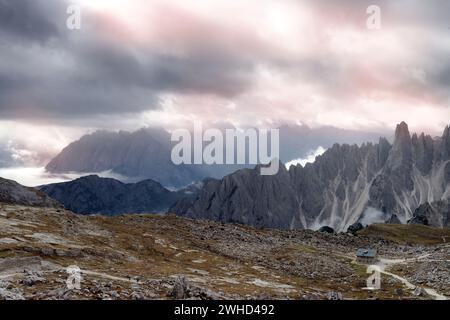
8, 0, 450, 134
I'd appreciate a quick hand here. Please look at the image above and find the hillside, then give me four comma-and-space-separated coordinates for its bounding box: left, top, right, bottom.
359, 224, 450, 246
0, 203, 448, 300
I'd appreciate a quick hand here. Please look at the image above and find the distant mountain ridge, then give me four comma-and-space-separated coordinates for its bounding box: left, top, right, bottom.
45, 128, 203, 188
170, 122, 450, 231
45, 126, 382, 188
39, 175, 202, 215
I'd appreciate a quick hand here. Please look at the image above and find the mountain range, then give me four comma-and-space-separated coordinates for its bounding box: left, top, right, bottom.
45, 128, 203, 188
170, 122, 450, 231
45, 125, 382, 188
1, 144, 450, 300
39, 175, 202, 215
5, 121, 448, 232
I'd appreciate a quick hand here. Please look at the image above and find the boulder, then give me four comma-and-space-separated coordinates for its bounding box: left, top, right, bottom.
413, 287, 428, 297
347, 222, 364, 234
169, 276, 189, 299
318, 226, 335, 234
326, 291, 343, 300
0, 281, 25, 300
408, 215, 429, 226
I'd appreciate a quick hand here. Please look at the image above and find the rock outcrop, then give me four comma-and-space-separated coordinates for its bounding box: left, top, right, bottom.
386, 214, 401, 224
0, 177, 60, 208
408, 201, 450, 227
318, 226, 335, 234
347, 223, 364, 234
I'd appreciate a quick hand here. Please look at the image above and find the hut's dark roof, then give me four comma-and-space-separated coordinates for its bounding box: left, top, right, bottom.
356, 248, 377, 258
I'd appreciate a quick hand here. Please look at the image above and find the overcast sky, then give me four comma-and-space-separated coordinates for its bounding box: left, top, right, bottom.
0, 0, 449, 166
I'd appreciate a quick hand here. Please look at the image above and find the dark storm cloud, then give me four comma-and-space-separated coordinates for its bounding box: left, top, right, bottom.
0, 74, 27, 94
0, 0, 449, 125
0, 147, 14, 167
75, 42, 253, 97
0, 41, 253, 120
0, 0, 255, 122
0, 0, 59, 43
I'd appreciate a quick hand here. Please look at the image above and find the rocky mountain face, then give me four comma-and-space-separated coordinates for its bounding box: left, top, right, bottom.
45, 126, 381, 188
39, 175, 201, 215
171, 123, 450, 231
0, 177, 60, 208
45, 128, 205, 188
409, 200, 450, 227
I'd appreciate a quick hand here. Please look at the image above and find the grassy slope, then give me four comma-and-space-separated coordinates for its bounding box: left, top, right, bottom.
359, 224, 450, 246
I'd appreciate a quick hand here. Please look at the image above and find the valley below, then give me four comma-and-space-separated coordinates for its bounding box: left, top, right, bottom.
1, 203, 449, 300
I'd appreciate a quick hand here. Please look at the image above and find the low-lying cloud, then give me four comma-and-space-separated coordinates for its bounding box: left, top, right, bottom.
359, 207, 387, 226
285, 146, 327, 169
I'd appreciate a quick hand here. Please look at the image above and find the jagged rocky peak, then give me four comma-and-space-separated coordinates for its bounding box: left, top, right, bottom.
387, 121, 412, 169
171, 158, 306, 230
395, 121, 411, 140
443, 124, 450, 140
377, 137, 392, 165
383, 122, 416, 192
411, 132, 435, 174
440, 125, 450, 160
171, 122, 450, 231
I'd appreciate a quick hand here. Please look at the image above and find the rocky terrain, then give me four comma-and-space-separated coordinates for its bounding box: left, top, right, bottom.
0, 203, 449, 300
172, 122, 450, 231
39, 175, 202, 215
